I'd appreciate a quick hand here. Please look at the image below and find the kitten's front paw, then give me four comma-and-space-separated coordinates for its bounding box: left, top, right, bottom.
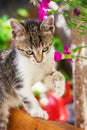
53, 72, 65, 97
29, 107, 48, 120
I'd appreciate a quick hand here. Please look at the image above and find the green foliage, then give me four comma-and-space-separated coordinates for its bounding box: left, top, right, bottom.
51, 0, 87, 35
0, 15, 11, 50
53, 37, 64, 53
47, 9, 58, 15
72, 46, 87, 53
0, 8, 29, 50
17, 8, 29, 17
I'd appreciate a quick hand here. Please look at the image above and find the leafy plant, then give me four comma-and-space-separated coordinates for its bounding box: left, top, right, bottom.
52, 0, 87, 35
0, 15, 11, 50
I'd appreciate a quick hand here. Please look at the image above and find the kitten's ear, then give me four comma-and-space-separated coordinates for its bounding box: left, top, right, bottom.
40, 15, 55, 34
10, 18, 25, 39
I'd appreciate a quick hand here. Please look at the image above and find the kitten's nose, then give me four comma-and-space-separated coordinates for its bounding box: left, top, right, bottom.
34, 54, 43, 63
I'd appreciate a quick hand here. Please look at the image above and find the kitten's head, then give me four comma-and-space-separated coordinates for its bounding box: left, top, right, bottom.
10, 15, 55, 63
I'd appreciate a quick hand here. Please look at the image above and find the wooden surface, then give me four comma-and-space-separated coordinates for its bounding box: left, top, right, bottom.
7, 108, 83, 130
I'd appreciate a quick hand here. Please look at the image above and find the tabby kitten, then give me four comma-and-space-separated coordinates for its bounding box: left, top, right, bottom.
0, 15, 65, 130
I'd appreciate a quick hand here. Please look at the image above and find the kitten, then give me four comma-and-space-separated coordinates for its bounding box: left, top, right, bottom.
0, 15, 65, 130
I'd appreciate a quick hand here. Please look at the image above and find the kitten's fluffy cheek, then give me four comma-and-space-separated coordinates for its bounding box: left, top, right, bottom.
43, 53, 49, 61
43, 55, 46, 62
29, 57, 38, 63
30, 57, 35, 62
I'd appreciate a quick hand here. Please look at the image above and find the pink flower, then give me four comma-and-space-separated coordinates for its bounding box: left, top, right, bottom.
38, 0, 50, 21
64, 44, 71, 54
38, 6, 48, 20
54, 51, 62, 62
41, 0, 50, 8
54, 45, 73, 63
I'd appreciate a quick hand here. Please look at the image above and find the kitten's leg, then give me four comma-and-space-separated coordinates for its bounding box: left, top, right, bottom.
0, 81, 20, 130
0, 107, 9, 130
0, 94, 19, 130
15, 87, 48, 119
0, 82, 10, 130
43, 71, 65, 97
0, 102, 10, 130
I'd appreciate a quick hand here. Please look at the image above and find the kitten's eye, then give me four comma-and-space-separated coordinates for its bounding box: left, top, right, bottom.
26, 50, 34, 55
42, 47, 49, 52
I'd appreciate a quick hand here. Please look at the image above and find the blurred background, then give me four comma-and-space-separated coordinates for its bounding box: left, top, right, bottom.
0, 0, 36, 17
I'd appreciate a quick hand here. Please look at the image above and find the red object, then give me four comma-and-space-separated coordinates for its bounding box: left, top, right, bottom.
20, 81, 72, 122
42, 91, 69, 121
63, 81, 73, 105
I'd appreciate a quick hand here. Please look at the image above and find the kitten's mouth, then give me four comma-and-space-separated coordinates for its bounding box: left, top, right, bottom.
35, 61, 43, 64
33, 59, 44, 64
36, 60, 43, 63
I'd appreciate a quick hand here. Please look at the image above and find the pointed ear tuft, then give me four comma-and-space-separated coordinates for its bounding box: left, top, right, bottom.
10, 18, 25, 39
40, 15, 55, 34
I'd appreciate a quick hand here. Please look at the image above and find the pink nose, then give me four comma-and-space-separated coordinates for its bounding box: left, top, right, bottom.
34, 55, 43, 63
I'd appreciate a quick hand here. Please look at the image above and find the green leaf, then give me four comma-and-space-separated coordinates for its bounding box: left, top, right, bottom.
64, 54, 72, 59
72, 55, 87, 59
47, 10, 58, 15
72, 46, 87, 53
53, 37, 64, 53
17, 8, 28, 17
52, 0, 60, 2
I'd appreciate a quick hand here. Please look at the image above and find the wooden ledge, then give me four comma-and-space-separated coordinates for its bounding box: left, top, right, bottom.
8, 108, 83, 130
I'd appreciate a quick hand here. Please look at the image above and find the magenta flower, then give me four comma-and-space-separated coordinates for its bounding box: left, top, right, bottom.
38, 0, 50, 21
54, 51, 62, 62
63, 44, 72, 62
54, 44, 87, 63
54, 44, 73, 63
64, 44, 71, 54
38, 7, 48, 20
41, 0, 50, 8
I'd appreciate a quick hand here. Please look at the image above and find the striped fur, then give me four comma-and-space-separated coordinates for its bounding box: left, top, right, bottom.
0, 16, 65, 129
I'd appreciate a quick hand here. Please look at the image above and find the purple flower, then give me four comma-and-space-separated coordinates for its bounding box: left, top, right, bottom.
64, 44, 71, 54
73, 8, 81, 16
54, 51, 62, 62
